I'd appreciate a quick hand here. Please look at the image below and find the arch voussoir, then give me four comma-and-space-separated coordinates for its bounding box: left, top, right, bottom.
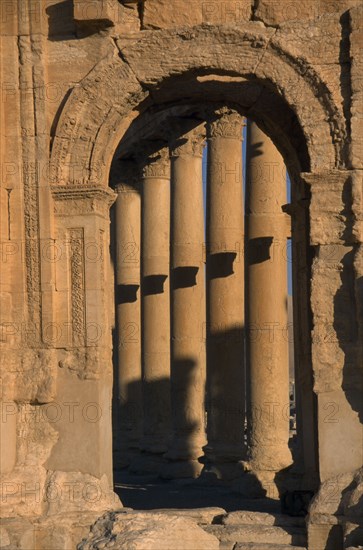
50, 24, 344, 187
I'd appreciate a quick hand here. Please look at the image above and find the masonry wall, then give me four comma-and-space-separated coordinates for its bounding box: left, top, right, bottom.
0, 1, 362, 548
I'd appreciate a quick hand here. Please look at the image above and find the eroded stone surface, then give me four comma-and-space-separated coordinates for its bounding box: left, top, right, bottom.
77, 511, 220, 549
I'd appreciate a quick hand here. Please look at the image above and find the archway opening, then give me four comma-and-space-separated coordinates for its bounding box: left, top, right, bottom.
108, 97, 318, 512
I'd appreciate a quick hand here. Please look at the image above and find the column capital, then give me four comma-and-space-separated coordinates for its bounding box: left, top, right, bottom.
207, 108, 246, 140
169, 122, 206, 158
139, 146, 170, 180
112, 159, 141, 194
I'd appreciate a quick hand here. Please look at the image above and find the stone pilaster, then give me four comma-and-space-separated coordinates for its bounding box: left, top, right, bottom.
162, 123, 207, 479
129, 146, 172, 474
49, 184, 119, 507
202, 108, 246, 481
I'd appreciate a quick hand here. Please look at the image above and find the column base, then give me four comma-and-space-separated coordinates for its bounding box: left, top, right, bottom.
159, 459, 203, 480
248, 444, 293, 472
128, 452, 167, 475
232, 470, 280, 499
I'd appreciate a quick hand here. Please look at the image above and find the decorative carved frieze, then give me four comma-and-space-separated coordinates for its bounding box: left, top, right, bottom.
69, 228, 86, 347
23, 167, 41, 343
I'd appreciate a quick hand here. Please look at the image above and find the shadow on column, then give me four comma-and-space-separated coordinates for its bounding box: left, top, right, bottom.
116, 284, 139, 304
246, 237, 274, 264
142, 275, 168, 295
208, 252, 237, 278
171, 266, 199, 288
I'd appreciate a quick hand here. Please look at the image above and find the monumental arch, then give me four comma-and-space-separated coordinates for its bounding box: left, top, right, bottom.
0, 1, 362, 548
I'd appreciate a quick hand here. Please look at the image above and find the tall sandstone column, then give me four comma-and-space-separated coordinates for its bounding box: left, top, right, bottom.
130, 146, 172, 474
162, 123, 207, 479
244, 121, 292, 494
203, 108, 246, 481
114, 160, 143, 468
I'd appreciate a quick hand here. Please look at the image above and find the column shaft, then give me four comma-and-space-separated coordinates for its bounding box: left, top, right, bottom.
245, 121, 292, 479
114, 162, 142, 468
163, 125, 206, 478
131, 147, 171, 473
204, 109, 246, 480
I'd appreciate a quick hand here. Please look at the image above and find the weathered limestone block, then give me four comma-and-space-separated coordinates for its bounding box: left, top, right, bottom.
254, 0, 361, 26
44, 471, 120, 515
1, 349, 57, 403
223, 510, 306, 527
142, 0, 252, 29
47, 36, 116, 132
149, 507, 226, 524
275, 13, 349, 131
306, 171, 359, 246
0, 403, 58, 517
45, 368, 113, 482
350, 5, 363, 169
205, 523, 306, 546
310, 244, 356, 392
73, 0, 119, 27
0, 400, 17, 474
0, 519, 35, 550
74, 0, 141, 34
33, 512, 106, 550
58, 348, 104, 380
118, 24, 276, 86
78, 511, 220, 549
0, 512, 104, 550
316, 390, 362, 481
308, 467, 363, 550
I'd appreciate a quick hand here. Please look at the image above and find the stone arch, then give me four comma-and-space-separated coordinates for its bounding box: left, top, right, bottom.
49, 24, 346, 187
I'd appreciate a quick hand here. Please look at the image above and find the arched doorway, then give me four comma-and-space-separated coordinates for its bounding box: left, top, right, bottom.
50, 24, 359, 524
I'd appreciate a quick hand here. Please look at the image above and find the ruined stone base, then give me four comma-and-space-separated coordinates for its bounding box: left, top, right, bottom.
77, 510, 220, 550
0, 512, 108, 550
307, 467, 363, 550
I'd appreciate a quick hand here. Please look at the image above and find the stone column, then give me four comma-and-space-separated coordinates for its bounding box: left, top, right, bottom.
203, 108, 246, 481
162, 123, 207, 479
244, 121, 292, 495
114, 160, 143, 468
130, 146, 172, 474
